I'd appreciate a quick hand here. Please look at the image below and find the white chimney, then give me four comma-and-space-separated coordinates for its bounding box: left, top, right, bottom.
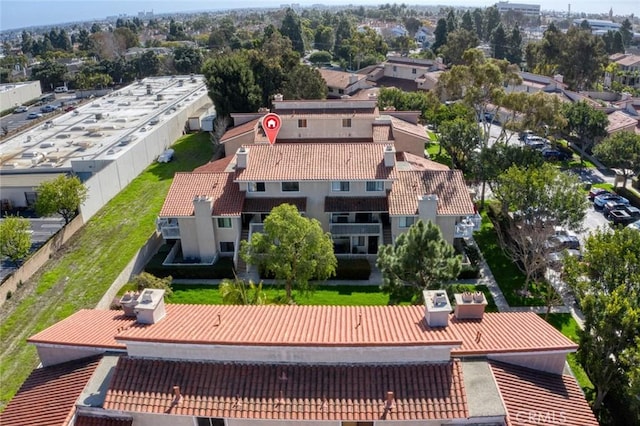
236, 146, 249, 169
424, 290, 452, 327
454, 291, 488, 320
349, 73, 358, 85
383, 144, 396, 167
274, 93, 284, 102
418, 194, 438, 223
133, 288, 166, 324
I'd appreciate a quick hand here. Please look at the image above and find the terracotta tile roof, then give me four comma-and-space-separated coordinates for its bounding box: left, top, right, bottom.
449, 312, 577, 356
159, 172, 244, 217
615, 54, 640, 67
235, 143, 397, 182
388, 116, 429, 139
318, 68, 366, 89
74, 414, 133, 426
372, 123, 393, 141
104, 358, 469, 421
193, 155, 234, 173
491, 361, 598, 426
400, 152, 451, 171
607, 110, 638, 133
243, 197, 307, 212
0, 356, 101, 426
116, 305, 462, 347
28, 306, 576, 357
28, 309, 131, 350
220, 118, 259, 142
389, 170, 474, 216
325, 196, 388, 212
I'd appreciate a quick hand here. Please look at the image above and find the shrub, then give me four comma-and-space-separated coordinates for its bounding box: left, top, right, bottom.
615, 187, 640, 208
145, 257, 235, 279
6, 291, 12, 300
457, 264, 480, 279
334, 258, 371, 280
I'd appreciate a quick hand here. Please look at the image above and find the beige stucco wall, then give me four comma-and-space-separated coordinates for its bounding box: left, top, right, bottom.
36, 344, 115, 367
393, 131, 426, 157
278, 116, 373, 140
129, 412, 194, 426
384, 63, 429, 80
177, 215, 241, 261
391, 215, 459, 245
0, 81, 42, 109
223, 133, 255, 158
488, 351, 569, 375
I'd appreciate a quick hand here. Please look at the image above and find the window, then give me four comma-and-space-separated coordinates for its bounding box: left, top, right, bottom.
366, 181, 384, 192
217, 218, 232, 228
220, 241, 235, 252
412, 68, 417, 74
282, 181, 299, 192
298, 119, 307, 128
331, 181, 350, 192
393, 66, 397, 72
352, 236, 365, 246
248, 182, 265, 192
338, 89, 344, 94
399, 216, 415, 228
197, 418, 225, 426
342, 118, 352, 128
332, 213, 349, 223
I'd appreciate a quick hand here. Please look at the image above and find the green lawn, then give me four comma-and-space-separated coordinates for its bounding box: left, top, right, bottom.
0, 133, 214, 410
425, 142, 452, 167
474, 212, 553, 307
544, 313, 594, 400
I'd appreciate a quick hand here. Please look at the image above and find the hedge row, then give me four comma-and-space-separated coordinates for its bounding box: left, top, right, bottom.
260, 258, 372, 281
144, 246, 235, 279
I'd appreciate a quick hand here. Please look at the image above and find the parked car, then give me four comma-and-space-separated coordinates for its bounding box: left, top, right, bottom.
14, 105, 28, 113
609, 206, 640, 226
157, 148, 174, 163
547, 249, 582, 270
541, 148, 571, 161
593, 193, 629, 209
603, 201, 629, 217
40, 105, 58, 113
63, 105, 76, 112
519, 130, 534, 141
54, 86, 68, 93
546, 234, 581, 251
588, 187, 611, 201
27, 112, 43, 119
628, 219, 640, 231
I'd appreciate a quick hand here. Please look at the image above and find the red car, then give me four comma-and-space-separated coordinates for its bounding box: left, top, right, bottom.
63, 105, 76, 112
588, 187, 610, 201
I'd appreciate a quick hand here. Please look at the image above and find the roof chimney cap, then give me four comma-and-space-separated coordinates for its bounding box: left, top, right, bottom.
423, 290, 452, 327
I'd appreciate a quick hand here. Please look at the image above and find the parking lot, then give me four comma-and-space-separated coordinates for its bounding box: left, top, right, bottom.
0, 216, 65, 282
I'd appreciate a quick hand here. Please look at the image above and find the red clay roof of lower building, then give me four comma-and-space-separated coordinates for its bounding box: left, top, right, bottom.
234, 143, 396, 182
29, 307, 577, 355
220, 118, 260, 142
103, 358, 469, 421
389, 170, 475, 216
491, 361, 599, 426
159, 172, 244, 217
193, 155, 234, 173
0, 356, 101, 426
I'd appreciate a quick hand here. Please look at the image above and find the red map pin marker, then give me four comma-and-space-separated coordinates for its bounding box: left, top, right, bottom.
262, 113, 281, 145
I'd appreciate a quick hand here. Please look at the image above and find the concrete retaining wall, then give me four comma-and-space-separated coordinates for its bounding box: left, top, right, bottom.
0, 215, 84, 307
95, 232, 164, 309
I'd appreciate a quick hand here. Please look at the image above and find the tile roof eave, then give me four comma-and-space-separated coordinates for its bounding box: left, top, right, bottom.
27, 340, 127, 350
453, 346, 578, 356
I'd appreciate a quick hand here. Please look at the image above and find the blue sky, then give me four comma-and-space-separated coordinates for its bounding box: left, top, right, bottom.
0, 0, 637, 31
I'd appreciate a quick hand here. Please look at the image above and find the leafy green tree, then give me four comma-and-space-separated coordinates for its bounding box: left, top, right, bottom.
403, 16, 422, 36
439, 29, 479, 66
560, 26, 607, 90
282, 64, 327, 100
127, 272, 173, 297
31, 59, 67, 91
472, 8, 484, 41
506, 24, 523, 64
240, 204, 337, 302
202, 52, 261, 117
74, 72, 112, 89
219, 278, 267, 305
35, 175, 88, 224
113, 27, 139, 49
563, 100, 608, 161
484, 6, 501, 42
377, 220, 461, 303
173, 45, 203, 74
620, 18, 633, 47
134, 51, 160, 78
491, 24, 507, 59
309, 50, 332, 65
0, 216, 32, 266
460, 11, 474, 32
564, 228, 640, 412
445, 9, 457, 33
492, 163, 587, 290
314, 25, 334, 51
333, 16, 353, 61
438, 117, 481, 171
167, 19, 188, 41
593, 131, 640, 187
431, 18, 448, 52
472, 144, 545, 194
280, 8, 305, 55
344, 27, 387, 70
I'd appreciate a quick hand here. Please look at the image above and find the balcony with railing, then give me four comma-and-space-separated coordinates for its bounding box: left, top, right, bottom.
330, 222, 382, 235
454, 214, 482, 239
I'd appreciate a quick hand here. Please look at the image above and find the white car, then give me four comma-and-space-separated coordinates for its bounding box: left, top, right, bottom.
14, 105, 28, 113
627, 219, 640, 231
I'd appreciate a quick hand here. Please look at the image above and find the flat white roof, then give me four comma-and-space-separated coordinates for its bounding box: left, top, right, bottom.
0, 75, 208, 172
0, 81, 37, 93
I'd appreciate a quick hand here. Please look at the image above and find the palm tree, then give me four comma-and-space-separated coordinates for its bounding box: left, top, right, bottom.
219, 278, 268, 305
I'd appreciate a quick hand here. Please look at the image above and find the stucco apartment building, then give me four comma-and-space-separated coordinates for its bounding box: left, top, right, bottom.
0, 289, 599, 426
155, 99, 479, 267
